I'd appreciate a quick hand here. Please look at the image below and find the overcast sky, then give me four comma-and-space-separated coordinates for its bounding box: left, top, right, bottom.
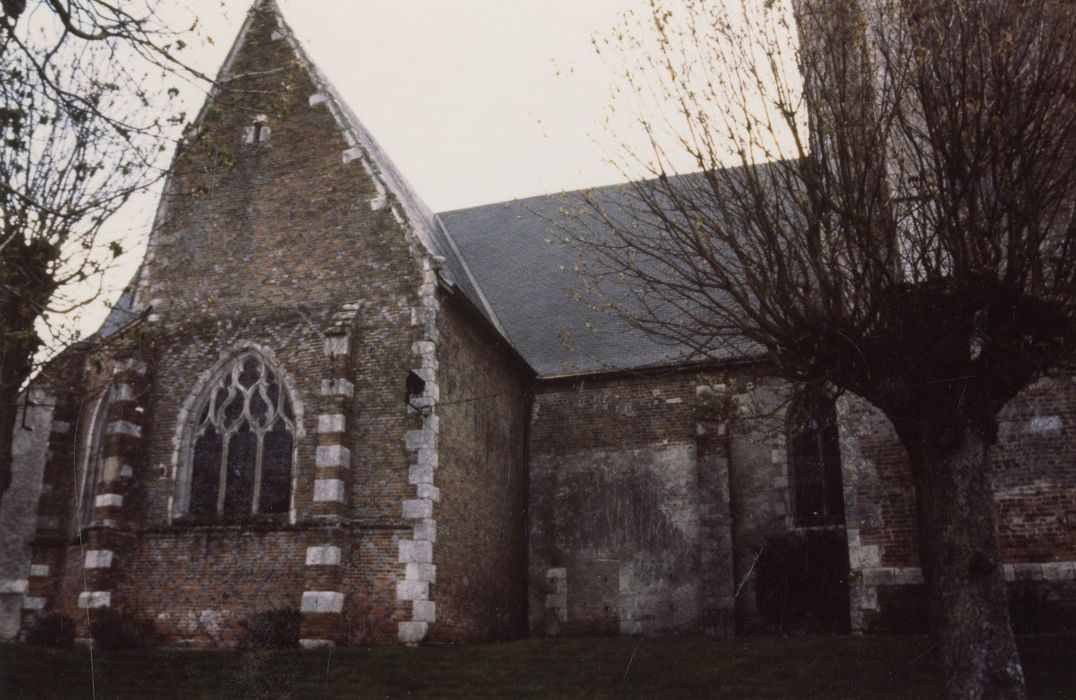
62, 0, 672, 339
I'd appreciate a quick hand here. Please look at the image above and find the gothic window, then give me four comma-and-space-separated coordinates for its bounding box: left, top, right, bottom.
75, 391, 109, 530
187, 353, 295, 518
788, 395, 845, 527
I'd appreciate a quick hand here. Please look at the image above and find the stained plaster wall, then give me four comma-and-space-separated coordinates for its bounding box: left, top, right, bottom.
0, 389, 53, 640
527, 370, 749, 637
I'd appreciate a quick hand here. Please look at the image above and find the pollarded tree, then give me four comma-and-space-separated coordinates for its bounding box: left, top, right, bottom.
576, 0, 1075, 697
0, 1, 208, 498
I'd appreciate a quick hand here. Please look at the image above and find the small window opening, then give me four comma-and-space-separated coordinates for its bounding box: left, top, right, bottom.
789, 393, 845, 527
244, 115, 270, 144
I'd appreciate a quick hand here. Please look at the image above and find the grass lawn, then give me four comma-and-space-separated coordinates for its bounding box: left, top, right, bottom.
2, 635, 1074, 699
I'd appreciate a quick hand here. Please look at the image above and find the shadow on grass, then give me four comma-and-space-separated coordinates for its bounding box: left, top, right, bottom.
2, 635, 1073, 698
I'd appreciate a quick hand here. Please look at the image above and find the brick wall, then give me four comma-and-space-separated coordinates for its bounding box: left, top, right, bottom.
841, 375, 1076, 632
428, 297, 530, 642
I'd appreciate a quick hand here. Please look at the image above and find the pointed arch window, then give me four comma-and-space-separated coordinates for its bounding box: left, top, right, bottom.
187, 353, 295, 518
75, 390, 109, 530
788, 394, 845, 527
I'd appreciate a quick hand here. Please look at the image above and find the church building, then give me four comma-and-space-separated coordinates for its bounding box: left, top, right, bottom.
1, 0, 1073, 647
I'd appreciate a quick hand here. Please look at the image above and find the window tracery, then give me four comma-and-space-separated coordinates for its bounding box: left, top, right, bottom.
187, 353, 295, 517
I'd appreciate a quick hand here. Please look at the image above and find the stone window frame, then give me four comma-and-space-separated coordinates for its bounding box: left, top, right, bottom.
243, 114, 271, 145
169, 342, 304, 524
74, 389, 109, 532
786, 391, 846, 528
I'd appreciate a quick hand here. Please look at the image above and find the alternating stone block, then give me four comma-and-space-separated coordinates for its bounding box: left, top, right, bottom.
405, 563, 436, 583
313, 479, 345, 503
305, 546, 342, 567
398, 621, 427, 644
413, 600, 436, 623
317, 414, 346, 434
320, 379, 354, 398
402, 499, 433, 520
324, 335, 349, 357
84, 550, 114, 570
300, 591, 345, 613
94, 494, 123, 509
396, 580, 428, 601
412, 519, 437, 542
399, 540, 432, 564
316, 445, 350, 469
77, 591, 111, 609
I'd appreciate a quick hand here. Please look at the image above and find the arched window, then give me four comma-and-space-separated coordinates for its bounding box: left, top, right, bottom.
75, 390, 109, 530
788, 394, 845, 527
186, 353, 296, 518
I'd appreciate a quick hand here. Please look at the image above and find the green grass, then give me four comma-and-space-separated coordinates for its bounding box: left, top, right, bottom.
2, 635, 1074, 699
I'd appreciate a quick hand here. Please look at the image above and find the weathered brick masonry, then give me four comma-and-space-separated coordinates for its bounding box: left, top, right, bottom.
2, 0, 1073, 646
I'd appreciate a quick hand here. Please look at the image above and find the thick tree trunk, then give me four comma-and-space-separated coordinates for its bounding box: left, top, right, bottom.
907, 425, 1026, 699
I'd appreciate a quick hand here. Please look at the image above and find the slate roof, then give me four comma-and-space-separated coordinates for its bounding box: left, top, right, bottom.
437, 180, 716, 377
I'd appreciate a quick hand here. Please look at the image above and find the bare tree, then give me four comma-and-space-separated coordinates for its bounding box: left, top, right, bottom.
576, 0, 1075, 696
0, 1, 207, 498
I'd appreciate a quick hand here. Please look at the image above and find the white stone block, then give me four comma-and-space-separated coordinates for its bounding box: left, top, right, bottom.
399, 540, 432, 564
1028, 416, 1062, 433
412, 519, 437, 542
409, 463, 434, 485
413, 600, 437, 623
402, 499, 433, 519
317, 414, 346, 434
95, 494, 124, 509
106, 421, 141, 438
405, 563, 437, 583
299, 638, 334, 649
416, 448, 438, 468
0, 579, 28, 594
849, 544, 881, 570
398, 621, 428, 644
313, 479, 346, 503
84, 550, 114, 569
324, 335, 349, 357
405, 430, 435, 450
412, 341, 436, 357
78, 592, 111, 609
300, 591, 345, 613
309, 93, 329, 107
416, 484, 440, 502
30, 565, 49, 578
396, 580, 428, 601
316, 445, 351, 468
343, 146, 363, 164
305, 546, 342, 566
320, 379, 355, 398
22, 597, 46, 611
